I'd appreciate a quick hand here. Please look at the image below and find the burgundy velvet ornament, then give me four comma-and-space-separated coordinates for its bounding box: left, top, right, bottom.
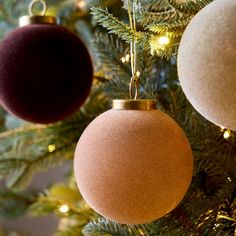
0, 5, 93, 124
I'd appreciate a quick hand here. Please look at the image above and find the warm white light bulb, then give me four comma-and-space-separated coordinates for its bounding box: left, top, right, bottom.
121, 57, 126, 63
59, 204, 69, 213
125, 54, 130, 62
136, 71, 141, 77
77, 0, 85, 8
223, 130, 231, 139
48, 144, 56, 153
158, 36, 170, 45
227, 177, 232, 182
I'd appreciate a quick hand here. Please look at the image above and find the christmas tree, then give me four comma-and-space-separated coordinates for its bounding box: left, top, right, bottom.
0, 0, 236, 235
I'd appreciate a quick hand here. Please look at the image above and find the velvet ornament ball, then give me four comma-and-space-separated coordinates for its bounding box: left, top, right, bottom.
178, 0, 236, 130
0, 23, 93, 124
74, 100, 193, 224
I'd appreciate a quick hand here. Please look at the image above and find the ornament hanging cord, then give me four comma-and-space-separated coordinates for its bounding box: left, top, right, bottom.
128, 0, 139, 100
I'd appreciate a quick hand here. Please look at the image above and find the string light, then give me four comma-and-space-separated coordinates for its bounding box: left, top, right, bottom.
158, 36, 170, 45
121, 57, 126, 63
59, 204, 69, 213
75, 0, 85, 9
223, 130, 231, 140
150, 35, 170, 55
121, 54, 130, 63
227, 177, 232, 182
213, 223, 220, 231
48, 144, 56, 153
136, 71, 141, 77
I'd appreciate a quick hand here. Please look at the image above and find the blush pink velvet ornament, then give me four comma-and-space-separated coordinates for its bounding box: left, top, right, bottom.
74, 100, 193, 224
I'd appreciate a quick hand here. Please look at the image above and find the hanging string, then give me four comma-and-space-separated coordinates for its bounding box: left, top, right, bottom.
128, 0, 139, 100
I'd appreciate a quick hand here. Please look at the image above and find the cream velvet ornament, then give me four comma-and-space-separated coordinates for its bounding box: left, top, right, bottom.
74, 100, 193, 224
178, 0, 236, 130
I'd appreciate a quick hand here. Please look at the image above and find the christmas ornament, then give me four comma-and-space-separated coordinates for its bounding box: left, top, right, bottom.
178, 0, 236, 130
0, 0, 93, 124
74, 100, 193, 224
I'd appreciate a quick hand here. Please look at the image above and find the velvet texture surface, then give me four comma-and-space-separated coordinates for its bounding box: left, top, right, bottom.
74, 109, 193, 224
178, 0, 236, 130
0, 24, 93, 123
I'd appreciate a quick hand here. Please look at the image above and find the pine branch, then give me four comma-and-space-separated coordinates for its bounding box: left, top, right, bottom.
147, 16, 192, 35
29, 192, 97, 236
83, 217, 149, 236
139, 0, 171, 11
55, 217, 85, 236
92, 33, 131, 78
0, 86, 110, 191
138, 9, 178, 26
166, 0, 213, 13
91, 7, 133, 42
91, 7, 149, 44
87, 0, 120, 7
0, 189, 34, 220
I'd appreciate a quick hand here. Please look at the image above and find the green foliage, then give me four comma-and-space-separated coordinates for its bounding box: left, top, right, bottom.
91, 0, 214, 58
0, 0, 236, 236
83, 218, 149, 236
0, 190, 34, 220
0, 85, 109, 191
91, 7, 147, 43
166, 0, 213, 13
56, 215, 93, 236
29, 189, 98, 236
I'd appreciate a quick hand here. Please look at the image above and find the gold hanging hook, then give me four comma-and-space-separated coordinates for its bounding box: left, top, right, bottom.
29, 0, 47, 16
129, 75, 139, 100
19, 0, 56, 26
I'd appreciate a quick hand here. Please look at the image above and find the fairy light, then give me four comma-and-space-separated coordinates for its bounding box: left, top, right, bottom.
59, 204, 69, 213
158, 36, 170, 45
213, 223, 220, 231
75, 0, 85, 8
223, 130, 231, 140
121, 57, 126, 63
227, 177, 232, 182
125, 54, 130, 62
121, 54, 130, 63
48, 144, 56, 153
136, 71, 141, 77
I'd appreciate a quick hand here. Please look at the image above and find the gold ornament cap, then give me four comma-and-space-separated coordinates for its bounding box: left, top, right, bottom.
19, 0, 57, 27
113, 99, 157, 110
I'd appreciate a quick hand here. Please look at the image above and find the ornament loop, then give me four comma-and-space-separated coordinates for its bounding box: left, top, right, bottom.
29, 0, 47, 17
129, 75, 139, 100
